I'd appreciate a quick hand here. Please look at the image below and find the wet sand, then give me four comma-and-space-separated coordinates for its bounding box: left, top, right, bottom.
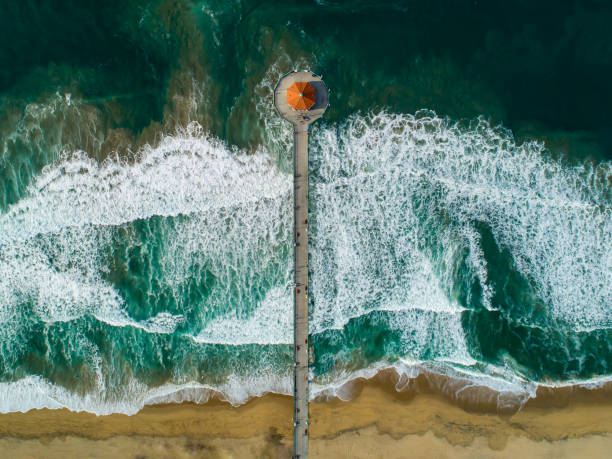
1, 373, 612, 458
2, 429, 612, 459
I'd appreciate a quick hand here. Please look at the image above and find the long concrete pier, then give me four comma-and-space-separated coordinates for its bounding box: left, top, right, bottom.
293, 123, 310, 458
274, 71, 328, 459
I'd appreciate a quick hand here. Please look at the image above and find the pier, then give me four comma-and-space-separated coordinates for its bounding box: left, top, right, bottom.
274, 70, 329, 459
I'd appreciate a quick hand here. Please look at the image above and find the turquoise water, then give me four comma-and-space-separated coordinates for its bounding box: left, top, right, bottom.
0, 0, 610, 414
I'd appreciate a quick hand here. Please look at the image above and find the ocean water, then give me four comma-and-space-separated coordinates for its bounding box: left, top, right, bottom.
0, 0, 610, 414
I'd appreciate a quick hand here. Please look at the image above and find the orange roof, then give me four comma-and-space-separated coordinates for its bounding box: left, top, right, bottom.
287, 82, 316, 111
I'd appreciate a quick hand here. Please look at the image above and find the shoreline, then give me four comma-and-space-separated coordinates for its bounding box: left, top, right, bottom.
334, 367, 612, 415
1, 372, 612, 457
5, 362, 612, 417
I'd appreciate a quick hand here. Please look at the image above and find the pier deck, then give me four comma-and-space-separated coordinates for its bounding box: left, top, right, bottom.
274, 70, 328, 459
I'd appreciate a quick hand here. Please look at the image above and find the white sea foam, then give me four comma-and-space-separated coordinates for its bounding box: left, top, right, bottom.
193, 286, 292, 344
312, 358, 612, 412
0, 108, 610, 414
310, 359, 539, 408
2, 358, 611, 415
1, 91, 103, 164
0, 236, 185, 334
0, 91, 109, 210
0, 122, 291, 337
310, 111, 611, 335
0, 371, 293, 415
0, 123, 289, 244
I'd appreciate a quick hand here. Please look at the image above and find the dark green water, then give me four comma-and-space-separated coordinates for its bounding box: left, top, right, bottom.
0, 0, 610, 413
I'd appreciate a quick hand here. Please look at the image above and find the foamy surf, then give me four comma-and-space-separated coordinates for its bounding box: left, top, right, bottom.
0, 110, 609, 415
310, 111, 611, 331
0, 122, 290, 245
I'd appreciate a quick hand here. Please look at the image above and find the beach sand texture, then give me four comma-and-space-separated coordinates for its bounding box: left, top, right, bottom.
1, 378, 612, 458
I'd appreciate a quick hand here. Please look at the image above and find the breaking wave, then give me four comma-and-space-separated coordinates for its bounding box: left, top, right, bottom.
0, 109, 610, 414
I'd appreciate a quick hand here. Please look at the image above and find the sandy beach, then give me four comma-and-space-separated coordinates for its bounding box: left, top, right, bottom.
2, 373, 612, 458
